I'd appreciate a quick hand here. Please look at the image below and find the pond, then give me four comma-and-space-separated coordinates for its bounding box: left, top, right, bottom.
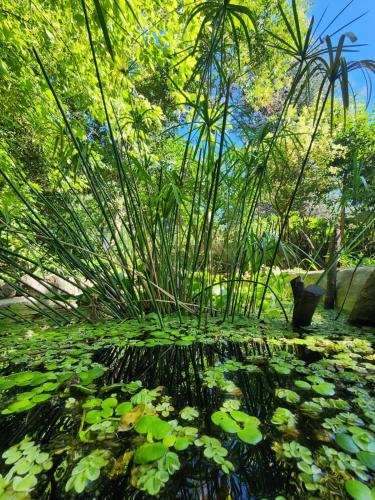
0, 311, 374, 499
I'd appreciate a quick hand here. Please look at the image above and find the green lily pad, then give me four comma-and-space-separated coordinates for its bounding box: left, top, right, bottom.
85, 410, 102, 424
237, 425, 262, 445
312, 382, 335, 396
12, 474, 38, 492
134, 442, 167, 464
352, 431, 375, 452
220, 417, 240, 434
357, 451, 375, 471
101, 397, 117, 409
82, 398, 102, 409
230, 411, 260, 426
336, 433, 360, 453
3, 399, 35, 414
294, 380, 311, 389
115, 402, 133, 415
135, 416, 171, 440
345, 479, 373, 500
211, 411, 240, 433
174, 437, 190, 451
31, 393, 51, 403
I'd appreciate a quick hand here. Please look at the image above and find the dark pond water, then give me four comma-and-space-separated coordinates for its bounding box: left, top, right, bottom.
1, 342, 293, 499
0, 314, 374, 499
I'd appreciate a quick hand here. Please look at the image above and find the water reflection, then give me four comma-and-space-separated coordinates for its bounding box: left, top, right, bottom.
0, 342, 294, 499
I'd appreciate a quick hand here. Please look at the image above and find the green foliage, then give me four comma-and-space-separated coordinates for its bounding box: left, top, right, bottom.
271, 407, 296, 427
179, 406, 199, 421
194, 436, 234, 474
345, 479, 374, 500
1, 0, 373, 326
134, 452, 180, 496
1, 437, 52, 498
275, 388, 300, 404
65, 450, 110, 494
211, 410, 262, 444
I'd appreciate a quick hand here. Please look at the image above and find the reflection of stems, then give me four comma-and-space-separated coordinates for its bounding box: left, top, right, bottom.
79, 410, 86, 434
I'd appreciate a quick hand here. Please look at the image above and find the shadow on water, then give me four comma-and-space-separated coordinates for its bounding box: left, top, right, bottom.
0, 342, 294, 499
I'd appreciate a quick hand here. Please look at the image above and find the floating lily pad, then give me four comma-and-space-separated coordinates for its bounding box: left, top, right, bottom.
237, 425, 262, 445
294, 380, 311, 390
357, 451, 375, 471
312, 382, 335, 396
345, 479, 373, 500
135, 415, 172, 439
115, 402, 133, 415
336, 433, 360, 453
134, 443, 167, 465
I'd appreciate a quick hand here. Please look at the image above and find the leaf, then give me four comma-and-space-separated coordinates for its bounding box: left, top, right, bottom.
115, 402, 133, 416
230, 411, 260, 426
118, 404, 144, 431
92, 0, 114, 60
336, 433, 360, 453
357, 451, 375, 471
101, 397, 117, 409
163, 435, 176, 448
174, 437, 190, 451
164, 452, 180, 474
237, 425, 263, 445
31, 393, 51, 403
180, 406, 199, 421
3, 399, 35, 414
271, 407, 296, 426
85, 410, 102, 424
79, 366, 105, 385
294, 380, 311, 389
211, 411, 226, 426
2, 449, 22, 464
345, 479, 373, 500
134, 443, 167, 465
220, 417, 240, 434
275, 388, 300, 403
82, 398, 102, 408
73, 473, 87, 494
352, 431, 375, 452
12, 474, 38, 492
312, 382, 335, 396
135, 415, 172, 440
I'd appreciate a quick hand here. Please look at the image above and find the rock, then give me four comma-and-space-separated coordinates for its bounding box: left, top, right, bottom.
0, 283, 17, 299
0, 296, 36, 308
336, 267, 374, 313
20, 275, 49, 296
44, 274, 83, 296
348, 269, 375, 326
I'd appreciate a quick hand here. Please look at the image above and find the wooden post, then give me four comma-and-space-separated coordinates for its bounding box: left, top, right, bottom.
291, 276, 325, 327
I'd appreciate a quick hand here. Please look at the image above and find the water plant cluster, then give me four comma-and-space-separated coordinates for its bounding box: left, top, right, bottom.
0, 311, 374, 498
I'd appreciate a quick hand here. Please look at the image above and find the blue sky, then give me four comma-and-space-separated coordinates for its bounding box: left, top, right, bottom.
309, 0, 375, 109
